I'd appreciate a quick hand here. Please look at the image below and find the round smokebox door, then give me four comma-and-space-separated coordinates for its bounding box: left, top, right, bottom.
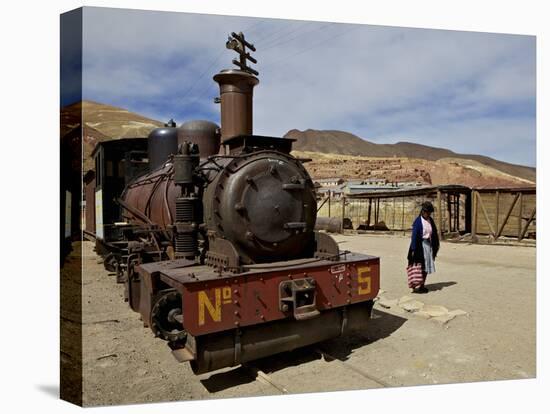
241, 166, 303, 244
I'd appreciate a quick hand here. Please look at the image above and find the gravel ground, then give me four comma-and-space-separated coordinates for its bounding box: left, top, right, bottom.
73, 234, 535, 406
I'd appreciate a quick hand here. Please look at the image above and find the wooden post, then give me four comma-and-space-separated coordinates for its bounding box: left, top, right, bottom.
372, 198, 378, 226
495, 190, 500, 233
341, 196, 346, 232
454, 193, 460, 232
447, 193, 452, 233
392, 197, 396, 230
376, 198, 379, 229
471, 190, 477, 242
328, 192, 331, 217
437, 190, 443, 239
517, 192, 523, 240
367, 198, 372, 227
401, 196, 405, 231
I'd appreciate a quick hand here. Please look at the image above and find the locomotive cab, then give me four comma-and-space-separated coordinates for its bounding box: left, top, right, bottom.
90, 138, 148, 257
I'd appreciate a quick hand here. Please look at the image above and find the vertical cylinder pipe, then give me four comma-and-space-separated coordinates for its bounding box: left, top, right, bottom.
213, 69, 259, 143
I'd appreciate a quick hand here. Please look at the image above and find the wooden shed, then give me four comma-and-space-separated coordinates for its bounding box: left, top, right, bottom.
316, 184, 536, 243
472, 187, 536, 241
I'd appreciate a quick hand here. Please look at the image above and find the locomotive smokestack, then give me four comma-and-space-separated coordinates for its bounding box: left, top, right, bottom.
214, 70, 258, 143
214, 32, 259, 145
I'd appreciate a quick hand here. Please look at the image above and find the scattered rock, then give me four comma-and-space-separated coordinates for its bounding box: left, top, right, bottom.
97, 353, 118, 360
422, 305, 449, 317
400, 300, 424, 313
398, 295, 415, 305
393, 306, 406, 315
432, 314, 456, 325
448, 309, 468, 317
378, 297, 398, 309
415, 311, 432, 319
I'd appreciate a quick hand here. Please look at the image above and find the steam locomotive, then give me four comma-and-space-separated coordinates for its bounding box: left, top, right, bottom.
86, 32, 380, 374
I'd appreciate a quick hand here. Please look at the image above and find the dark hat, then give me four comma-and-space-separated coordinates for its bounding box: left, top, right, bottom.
421, 201, 434, 213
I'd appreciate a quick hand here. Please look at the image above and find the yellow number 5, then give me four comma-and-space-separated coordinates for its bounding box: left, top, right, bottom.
357, 266, 371, 295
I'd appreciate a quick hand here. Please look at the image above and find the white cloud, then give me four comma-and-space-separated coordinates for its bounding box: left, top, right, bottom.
81, 7, 536, 166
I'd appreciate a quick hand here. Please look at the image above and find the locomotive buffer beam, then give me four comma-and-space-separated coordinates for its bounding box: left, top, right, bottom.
157, 253, 379, 374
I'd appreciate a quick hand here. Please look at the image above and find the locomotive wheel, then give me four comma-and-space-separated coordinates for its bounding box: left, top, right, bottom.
103, 253, 117, 273
115, 261, 126, 284
150, 290, 186, 343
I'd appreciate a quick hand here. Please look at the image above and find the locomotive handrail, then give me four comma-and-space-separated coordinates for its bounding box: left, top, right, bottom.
115, 198, 154, 225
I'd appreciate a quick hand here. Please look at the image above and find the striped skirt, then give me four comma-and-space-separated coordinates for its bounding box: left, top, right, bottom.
422, 239, 436, 274
407, 263, 424, 288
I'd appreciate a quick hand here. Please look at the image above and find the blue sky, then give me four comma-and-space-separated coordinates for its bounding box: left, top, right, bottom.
79, 7, 536, 167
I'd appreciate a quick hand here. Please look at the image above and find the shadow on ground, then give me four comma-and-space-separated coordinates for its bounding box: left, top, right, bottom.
200, 308, 407, 392
36, 384, 59, 399
425, 281, 457, 291
320, 308, 407, 360
200, 366, 258, 392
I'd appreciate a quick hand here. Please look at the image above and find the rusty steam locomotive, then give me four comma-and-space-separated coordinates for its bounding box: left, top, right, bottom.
87, 32, 380, 374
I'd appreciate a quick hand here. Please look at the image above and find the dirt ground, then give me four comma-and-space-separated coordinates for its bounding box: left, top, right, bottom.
75, 234, 535, 406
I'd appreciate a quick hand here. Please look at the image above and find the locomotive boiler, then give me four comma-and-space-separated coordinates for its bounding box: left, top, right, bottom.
90, 32, 380, 374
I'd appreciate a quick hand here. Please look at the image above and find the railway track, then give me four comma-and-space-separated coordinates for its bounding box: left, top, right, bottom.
314, 349, 391, 387
83, 229, 96, 241
240, 347, 391, 395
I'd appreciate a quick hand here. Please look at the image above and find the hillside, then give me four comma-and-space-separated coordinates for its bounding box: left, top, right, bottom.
61, 100, 163, 139
60, 101, 535, 186
285, 129, 536, 183
293, 151, 534, 188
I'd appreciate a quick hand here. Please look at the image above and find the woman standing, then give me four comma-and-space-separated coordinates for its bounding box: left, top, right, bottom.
407, 201, 440, 293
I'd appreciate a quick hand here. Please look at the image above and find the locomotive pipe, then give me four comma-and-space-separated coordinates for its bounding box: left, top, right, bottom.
173, 142, 200, 259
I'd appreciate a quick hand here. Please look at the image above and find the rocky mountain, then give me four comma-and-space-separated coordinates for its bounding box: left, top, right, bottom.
293, 151, 534, 188
60, 101, 535, 187
61, 100, 164, 172
285, 129, 536, 183
61, 100, 163, 139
